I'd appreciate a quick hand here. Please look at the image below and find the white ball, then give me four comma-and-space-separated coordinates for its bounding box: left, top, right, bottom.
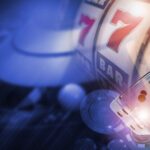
58, 83, 86, 111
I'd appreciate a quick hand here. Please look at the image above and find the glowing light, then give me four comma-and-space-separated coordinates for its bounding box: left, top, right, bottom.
136, 109, 149, 122
130, 3, 146, 17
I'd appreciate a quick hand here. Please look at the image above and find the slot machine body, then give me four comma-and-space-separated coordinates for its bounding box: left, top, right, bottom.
76, 0, 150, 91
76, 0, 112, 78
77, 0, 150, 146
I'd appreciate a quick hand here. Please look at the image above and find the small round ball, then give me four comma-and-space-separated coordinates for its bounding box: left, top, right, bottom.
58, 83, 86, 111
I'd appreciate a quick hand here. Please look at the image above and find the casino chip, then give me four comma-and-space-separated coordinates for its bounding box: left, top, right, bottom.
107, 139, 129, 150
80, 90, 121, 134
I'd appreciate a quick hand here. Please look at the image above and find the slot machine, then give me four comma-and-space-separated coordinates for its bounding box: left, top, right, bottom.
76, 0, 150, 91
77, 0, 150, 147
76, 0, 113, 78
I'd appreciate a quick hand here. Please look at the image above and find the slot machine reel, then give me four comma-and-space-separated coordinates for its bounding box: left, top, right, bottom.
94, 0, 150, 91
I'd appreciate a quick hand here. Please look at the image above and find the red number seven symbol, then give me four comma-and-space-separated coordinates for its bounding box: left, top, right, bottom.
107, 10, 143, 53
79, 14, 95, 46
